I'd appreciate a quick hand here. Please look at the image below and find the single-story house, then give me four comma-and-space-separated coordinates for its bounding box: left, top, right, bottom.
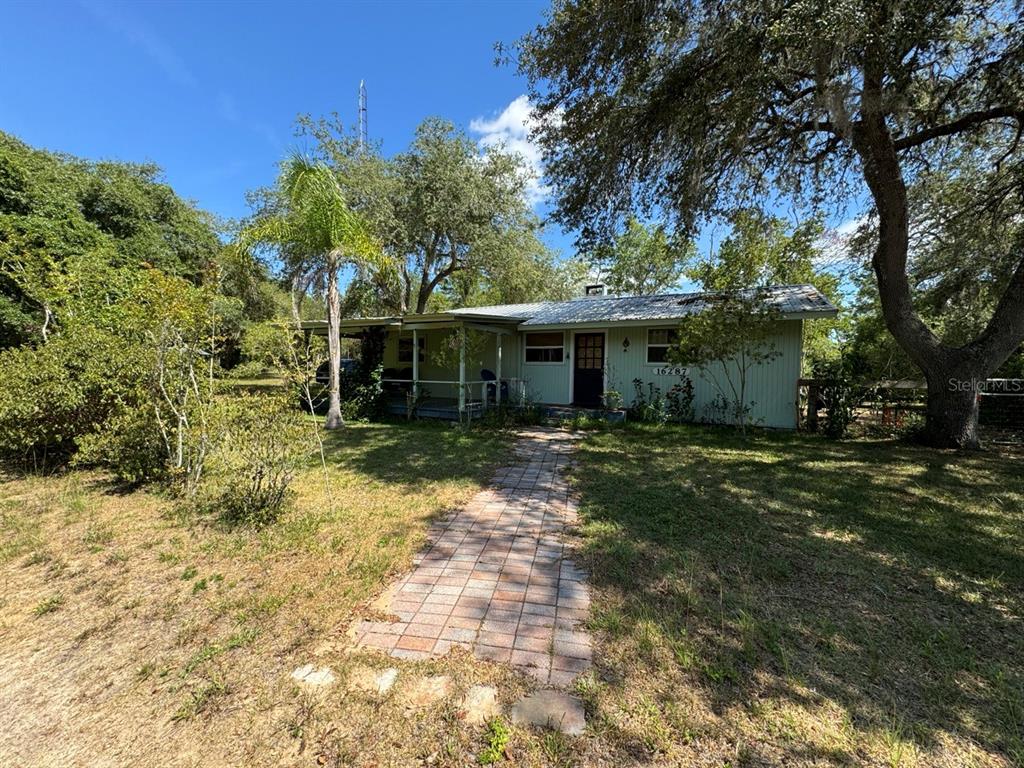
302, 283, 837, 428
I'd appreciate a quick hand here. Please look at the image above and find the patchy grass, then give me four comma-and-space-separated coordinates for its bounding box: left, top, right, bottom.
0, 420, 515, 767
5, 418, 1020, 767
568, 425, 1024, 766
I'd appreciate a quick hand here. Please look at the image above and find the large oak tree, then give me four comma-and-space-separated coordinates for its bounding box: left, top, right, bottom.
517, 0, 1024, 448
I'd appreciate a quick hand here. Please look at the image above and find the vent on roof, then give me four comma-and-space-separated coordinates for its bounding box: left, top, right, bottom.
583, 283, 607, 297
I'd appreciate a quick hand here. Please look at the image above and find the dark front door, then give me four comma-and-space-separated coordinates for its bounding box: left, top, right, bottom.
573, 333, 604, 407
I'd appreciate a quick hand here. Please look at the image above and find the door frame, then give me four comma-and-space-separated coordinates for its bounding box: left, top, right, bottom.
568, 329, 608, 406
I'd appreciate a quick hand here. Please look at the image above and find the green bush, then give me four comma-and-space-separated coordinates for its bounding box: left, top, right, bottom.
812, 358, 861, 439
666, 376, 695, 422
628, 378, 668, 423
0, 327, 147, 468
239, 320, 291, 371
341, 364, 388, 421
207, 395, 314, 528
75, 404, 167, 484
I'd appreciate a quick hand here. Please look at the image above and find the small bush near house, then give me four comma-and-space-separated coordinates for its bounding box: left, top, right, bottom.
628, 378, 668, 423
602, 389, 624, 411
207, 394, 315, 528
341, 364, 388, 421
665, 376, 695, 421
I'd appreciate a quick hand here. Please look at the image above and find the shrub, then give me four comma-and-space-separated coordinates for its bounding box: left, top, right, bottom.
208, 395, 314, 528
666, 376, 695, 422
811, 358, 861, 439
341, 364, 388, 421
75, 404, 167, 484
0, 327, 147, 469
602, 389, 624, 411
628, 378, 668, 423
239, 320, 291, 372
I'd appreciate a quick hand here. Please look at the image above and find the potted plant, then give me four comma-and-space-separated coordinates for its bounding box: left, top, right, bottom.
602, 389, 626, 423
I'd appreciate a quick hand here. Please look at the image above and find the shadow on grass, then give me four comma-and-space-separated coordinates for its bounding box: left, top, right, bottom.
573, 424, 1024, 764
318, 418, 513, 488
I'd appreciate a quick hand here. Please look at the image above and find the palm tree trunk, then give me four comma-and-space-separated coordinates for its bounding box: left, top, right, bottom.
325, 252, 344, 430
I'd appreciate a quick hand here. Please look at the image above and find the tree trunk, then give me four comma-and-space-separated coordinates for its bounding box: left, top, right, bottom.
850, 60, 1018, 449
290, 272, 306, 325
324, 253, 344, 430
920, 368, 981, 449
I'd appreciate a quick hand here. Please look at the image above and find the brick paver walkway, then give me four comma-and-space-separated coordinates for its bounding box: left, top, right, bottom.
352, 428, 592, 686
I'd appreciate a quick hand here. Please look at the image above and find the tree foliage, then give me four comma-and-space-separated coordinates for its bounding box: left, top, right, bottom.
0, 131, 222, 347
295, 115, 580, 314
516, 0, 1024, 447
689, 209, 844, 367
592, 216, 692, 295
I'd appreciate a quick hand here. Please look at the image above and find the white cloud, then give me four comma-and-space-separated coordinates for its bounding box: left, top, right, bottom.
470, 95, 550, 207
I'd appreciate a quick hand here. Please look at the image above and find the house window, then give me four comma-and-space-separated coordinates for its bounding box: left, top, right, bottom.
398, 335, 425, 363
646, 328, 679, 363
525, 332, 564, 363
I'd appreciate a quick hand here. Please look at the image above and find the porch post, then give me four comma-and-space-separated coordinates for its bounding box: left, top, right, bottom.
496, 335, 502, 407
412, 328, 419, 400
458, 327, 466, 414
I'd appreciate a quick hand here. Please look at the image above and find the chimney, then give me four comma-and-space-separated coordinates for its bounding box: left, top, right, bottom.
583, 283, 607, 297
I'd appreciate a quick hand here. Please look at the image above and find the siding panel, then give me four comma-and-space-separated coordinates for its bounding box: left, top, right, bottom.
515, 321, 803, 428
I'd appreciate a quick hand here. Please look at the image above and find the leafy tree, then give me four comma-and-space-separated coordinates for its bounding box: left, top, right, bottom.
242, 156, 384, 429
296, 115, 573, 315
670, 291, 782, 435
392, 118, 548, 313
847, 150, 1024, 380
443, 246, 586, 307
517, 0, 1024, 448
0, 131, 222, 347
593, 216, 692, 295
689, 209, 844, 368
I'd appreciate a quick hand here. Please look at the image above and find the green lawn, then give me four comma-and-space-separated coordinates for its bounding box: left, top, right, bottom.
568, 425, 1024, 766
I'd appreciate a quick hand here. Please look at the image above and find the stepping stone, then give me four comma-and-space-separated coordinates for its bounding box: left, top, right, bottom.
290, 664, 335, 687
511, 690, 585, 736
347, 665, 399, 695
402, 675, 451, 709
459, 685, 500, 725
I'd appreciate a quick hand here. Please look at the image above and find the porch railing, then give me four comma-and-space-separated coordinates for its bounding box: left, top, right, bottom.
381, 377, 527, 411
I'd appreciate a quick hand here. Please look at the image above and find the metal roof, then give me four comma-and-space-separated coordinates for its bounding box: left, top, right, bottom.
301, 284, 837, 332
450, 284, 837, 327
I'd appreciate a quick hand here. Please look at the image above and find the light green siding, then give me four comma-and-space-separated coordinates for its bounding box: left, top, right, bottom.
521, 330, 572, 404
516, 320, 804, 429
377, 320, 805, 428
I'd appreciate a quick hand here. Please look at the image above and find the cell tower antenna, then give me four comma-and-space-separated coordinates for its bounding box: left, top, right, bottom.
358, 80, 367, 150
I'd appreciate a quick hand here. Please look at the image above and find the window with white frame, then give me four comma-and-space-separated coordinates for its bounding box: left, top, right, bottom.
524, 331, 564, 363
646, 328, 679, 363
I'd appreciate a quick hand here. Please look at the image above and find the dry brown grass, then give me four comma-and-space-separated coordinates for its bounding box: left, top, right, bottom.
0, 421, 547, 767
6, 419, 1020, 767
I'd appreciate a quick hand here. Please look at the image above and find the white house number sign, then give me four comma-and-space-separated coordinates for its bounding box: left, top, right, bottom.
653, 366, 687, 376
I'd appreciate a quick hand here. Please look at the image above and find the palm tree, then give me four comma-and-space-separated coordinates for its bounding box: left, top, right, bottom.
243, 155, 386, 429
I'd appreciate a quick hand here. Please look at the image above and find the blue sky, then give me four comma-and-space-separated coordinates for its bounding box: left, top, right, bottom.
2, 0, 858, 292
1, 1, 576, 247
